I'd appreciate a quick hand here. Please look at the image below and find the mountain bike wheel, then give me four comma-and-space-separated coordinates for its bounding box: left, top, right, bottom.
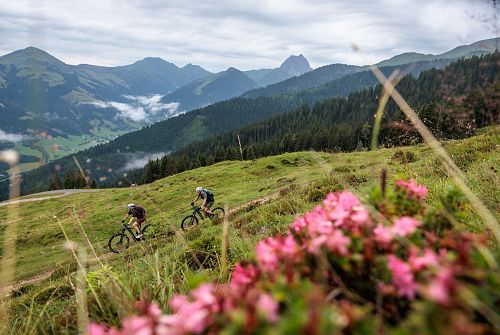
210, 207, 225, 220
108, 233, 130, 253
181, 215, 198, 231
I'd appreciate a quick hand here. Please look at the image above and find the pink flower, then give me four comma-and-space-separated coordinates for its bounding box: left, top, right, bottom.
323, 192, 337, 208
257, 294, 279, 322
351, 207, 371, 226
322, 191, 371, 231
292, 217, 306, 232
337, 191, 360, 210
169, 295, 189, 311
230, 263, 259, 290
426, 267, 454, 306
374, 224, 394, 246
387, 255, 417, 299
256, 237, 281, 272
305, 206, 332, 236
282, 234, 298, 258
392, 217, 422, 237
166, 284, 219, 334
326, 192, 359, 226
177, 307, 210, 333
88, 323, 109, 335
192, 284, 218, 310
147, 303, 162, 317
323, 192, 359, 227
308, 229, 351, 255
325, 230, 351, 255
409, 247, 439, 271
308, 235, 329, 254
396, 179, 428, 200
329, 205, 351, 227
121, 316, 151, 335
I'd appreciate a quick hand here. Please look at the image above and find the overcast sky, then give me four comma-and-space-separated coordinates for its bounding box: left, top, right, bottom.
0, 0, 497, 72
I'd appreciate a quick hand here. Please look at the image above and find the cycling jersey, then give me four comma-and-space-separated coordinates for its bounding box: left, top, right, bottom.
200, 189, 214, 202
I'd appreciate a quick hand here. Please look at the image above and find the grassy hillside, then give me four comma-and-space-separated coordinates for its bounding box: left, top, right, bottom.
1, 127, 499, 333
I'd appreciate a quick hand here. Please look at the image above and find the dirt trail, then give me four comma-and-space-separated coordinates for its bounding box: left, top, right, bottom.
0, 189, 100, 207
228, 193, 278, 215
0, 270, 55, 297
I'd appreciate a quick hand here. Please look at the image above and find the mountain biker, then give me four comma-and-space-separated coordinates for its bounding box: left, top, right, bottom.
192, 187, 215, 217
122, 203, 146, 239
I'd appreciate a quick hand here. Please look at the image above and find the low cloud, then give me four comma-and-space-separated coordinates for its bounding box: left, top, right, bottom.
122, 151, 169, 171
0, 130, 27, 143
91, 94, 180, 122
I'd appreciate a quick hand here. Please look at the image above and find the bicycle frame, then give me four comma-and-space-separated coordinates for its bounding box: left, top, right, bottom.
191, 206, 207, 221
122, 223, 142, 241
192, 207, 208, 220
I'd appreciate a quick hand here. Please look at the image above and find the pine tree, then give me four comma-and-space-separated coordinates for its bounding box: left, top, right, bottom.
63, 169, 76, 189
74, 173, 87, 188
50, 172, 62, 190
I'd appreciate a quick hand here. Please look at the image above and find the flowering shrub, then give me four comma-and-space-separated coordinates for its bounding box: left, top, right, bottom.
89, 179, 499, 334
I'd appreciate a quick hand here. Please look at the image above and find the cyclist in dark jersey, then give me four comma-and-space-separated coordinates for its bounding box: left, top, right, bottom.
191, 187, 215, 217
122, 203, 146, 239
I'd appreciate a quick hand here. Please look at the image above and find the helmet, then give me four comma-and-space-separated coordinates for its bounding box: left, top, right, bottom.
195, 187, 203, 192
127, 203, 135, 208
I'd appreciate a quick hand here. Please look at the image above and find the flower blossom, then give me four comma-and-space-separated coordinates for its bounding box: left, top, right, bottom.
396, 179, 428, 200
387, 255, 417, 299
256, 293, 279, 322
374, 224, 394, 246
88, 323, 109, 335
256, 234, 300, 272
323, 192, 371, 230
392, 217, 422, 237
408, 247, 439, 271
305, 206, 333, 236
161, 284, 220, 334
230, 263, 259, 290
324, 230, 351, 255
88, 303, 168, 335
426, 267, 454, 306
291, 216, 307, 232
374, 217, 422, 248
256, 237, 282, 272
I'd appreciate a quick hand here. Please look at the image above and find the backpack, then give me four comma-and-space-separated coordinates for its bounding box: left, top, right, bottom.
203, 189, 214, 200
131, 205, 145, 218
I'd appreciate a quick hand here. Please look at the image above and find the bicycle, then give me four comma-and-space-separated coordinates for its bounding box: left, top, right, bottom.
181, 205, 225, 231
108, 223, 150, 253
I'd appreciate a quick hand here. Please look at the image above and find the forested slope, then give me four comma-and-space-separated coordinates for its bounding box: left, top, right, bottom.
134, 53, 499, 184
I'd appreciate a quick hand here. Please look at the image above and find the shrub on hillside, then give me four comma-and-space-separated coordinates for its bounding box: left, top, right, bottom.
89, 179, 499, 334
391, 149, 417, 164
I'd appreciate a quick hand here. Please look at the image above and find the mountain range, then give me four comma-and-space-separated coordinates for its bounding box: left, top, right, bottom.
244, 37, 500, 99
0, 47, 212, 168
161, 54, 312, 111
0, 49, 313, 155
15, 51, 499, 198
0, 37, 497, 188
376, 38, 498, 67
